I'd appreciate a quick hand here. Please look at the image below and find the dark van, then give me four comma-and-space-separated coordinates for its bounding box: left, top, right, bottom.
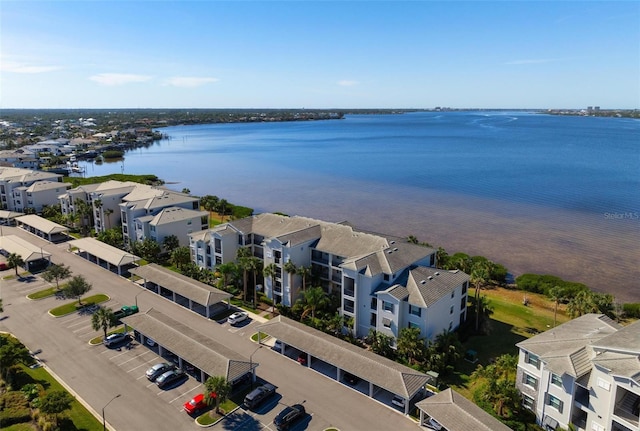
244, 383, 277, 410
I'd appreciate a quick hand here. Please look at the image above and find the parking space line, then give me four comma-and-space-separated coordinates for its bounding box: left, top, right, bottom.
72, 325, 93, 333
118, 350, 152, 366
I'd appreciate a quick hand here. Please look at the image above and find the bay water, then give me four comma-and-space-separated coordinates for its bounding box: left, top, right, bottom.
78, 111, 640, 302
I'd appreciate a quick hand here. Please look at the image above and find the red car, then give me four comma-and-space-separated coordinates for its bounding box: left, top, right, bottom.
183, 392, 215, 415
0, 262, 8, 271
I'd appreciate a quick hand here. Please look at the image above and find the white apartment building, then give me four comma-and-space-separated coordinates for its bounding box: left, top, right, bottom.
0, 167, 63, 212
133, 206, 208, 249
12, 180, 70, 213
516, 314, 640, 431
189, 213, 465, 344
120, 187, 200, 247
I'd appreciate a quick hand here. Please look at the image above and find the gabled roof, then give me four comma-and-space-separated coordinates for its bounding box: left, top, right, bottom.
129, 263, 231, 306
407, 267, 469, 308
188, 229, 210, 242
415, 388, 513, 431
516, 314, 620, 377
121, 309, 254, 382
24, 180, 69, 193
0, 234, 52, 262
16, 214, 68, 235
257, 316, 430, 399
149, 207, 207, 226
68, 237, 140, 267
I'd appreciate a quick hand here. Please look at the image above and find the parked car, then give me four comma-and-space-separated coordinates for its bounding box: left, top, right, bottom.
426, 417, 443, 430
273, 339, 283, 352
297, 352, 307, 365
146, 338, 156, 347
146, 362, 175, 381
112, 305, 139, 321
343, 372, 360, 385
0, 262, 8, 271
243, 383, 277, 410
227, 311, 249, 325
103, 332, 128, 347
391, 395, 406, 409
273, 403, 306, 431
183, 392, 215, 415
156, 369, 186, 389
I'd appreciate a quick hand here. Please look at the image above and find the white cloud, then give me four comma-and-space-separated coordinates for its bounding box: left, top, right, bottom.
89, 73, 153, 86
338, 80, 359, 87
164, 76, 219, 88
1, 61, 62, 74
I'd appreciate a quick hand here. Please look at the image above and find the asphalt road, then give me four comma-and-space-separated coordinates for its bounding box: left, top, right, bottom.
0, 226, 420, 431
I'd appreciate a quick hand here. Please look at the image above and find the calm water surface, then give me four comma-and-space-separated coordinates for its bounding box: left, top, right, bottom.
79, 112, 640, 301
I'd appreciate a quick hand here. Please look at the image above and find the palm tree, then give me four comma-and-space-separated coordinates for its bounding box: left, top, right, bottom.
470, 262, 490, 331
396, 327, 425, 365
204, 376, 231, 415
296, 265, 312, 291
263, 263, 278, 311
217, 199, 228, 222
216, 262, 237, 291
247, 257, 263, 306
299, 286, 329, 319
548, 285, 565, 327
283, 260, 297, 296
7, 252, 25, 277
171, 246, 191, 270
236, 247, 252, 302
91, 306, 117, 340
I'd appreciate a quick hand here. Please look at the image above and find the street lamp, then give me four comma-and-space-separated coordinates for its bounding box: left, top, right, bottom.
249, 345, 262, 389
102, 393, 121, 431
134, 289, 145, 307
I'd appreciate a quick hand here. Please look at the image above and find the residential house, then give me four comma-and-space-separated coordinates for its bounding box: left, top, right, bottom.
189, 213, 465, 344
516, 314, 639, 431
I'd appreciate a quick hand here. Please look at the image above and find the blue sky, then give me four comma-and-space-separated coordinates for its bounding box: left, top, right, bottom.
1, 1, 638, 109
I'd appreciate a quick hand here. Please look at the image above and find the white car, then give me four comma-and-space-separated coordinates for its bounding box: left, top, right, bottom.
391, 395, 406, 408
227, 311, 249, 325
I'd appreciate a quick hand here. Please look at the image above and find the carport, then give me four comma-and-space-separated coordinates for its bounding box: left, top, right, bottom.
129, 263, 232, 318
15, 214, 69, 243
68, 238, 140, 276
415, 388, 513, 431
0, 210, 22, 226
121, 309, 257, 385
0, 234, 51, 272
257, 316, 431, 415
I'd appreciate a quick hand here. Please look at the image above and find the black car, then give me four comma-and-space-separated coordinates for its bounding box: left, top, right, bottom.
243, 383, 277, 410
155, 369, 186, 389
273, 404, 305, 431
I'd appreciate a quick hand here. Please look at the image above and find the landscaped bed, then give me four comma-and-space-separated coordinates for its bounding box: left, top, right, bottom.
49, 294, 109, 317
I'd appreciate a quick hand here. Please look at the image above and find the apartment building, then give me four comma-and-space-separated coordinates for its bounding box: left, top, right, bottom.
189, 213, 466, 344
516, 314, 640, 431
12, 180, 70, 213
0, 167, 63, 211
132, 206, 208, 249
120, 187, 200, 246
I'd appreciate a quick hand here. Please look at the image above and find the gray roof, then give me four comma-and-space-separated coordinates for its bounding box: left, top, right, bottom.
415, 388, 513, 431
516, 314, 620, 377
592, 319, 640, 355
407, 268, 469, 308
591, 320, 640, 381
68, 238, 140, 267
129, 263, 231, 306
0, 234, 52, 262
150, 207, 208, 226
25, 180, 69, 193
16, 214, 68, 235
257, 316, 430, 399
121, 309, 254, 382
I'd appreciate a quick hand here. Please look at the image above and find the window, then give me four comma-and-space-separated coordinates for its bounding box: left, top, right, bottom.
596, 378, 610, 391
462, 281, 468, 294
370, 297, 377, 310
523, 373, 538, 389
343, 299, 354, 313
551, 373, 562, 387
382, 317, 392, 328
451, 291, 455, 298
522, 394, 534, 411
591, 422, 605, 431
383, 301, 394, 313
383, 274, 389, 281
547, 394, 563, 413
408, 322, 420, 330
450, 305, 454, 314
409, 305, 421, 317
370, 313, 377, 326
525, 351, 540, 369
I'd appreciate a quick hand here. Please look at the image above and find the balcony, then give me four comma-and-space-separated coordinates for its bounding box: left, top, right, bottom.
344, 287, 355, 297
614, 391, 640, 428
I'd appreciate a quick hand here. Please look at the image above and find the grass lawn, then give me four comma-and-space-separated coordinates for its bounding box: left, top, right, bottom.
27, 287, 58, 300
15, 364, 103, 431
449, 286, 570, 398
49, 294, 110, 317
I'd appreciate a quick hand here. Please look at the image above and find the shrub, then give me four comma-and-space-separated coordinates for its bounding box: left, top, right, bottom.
0, 391, 31, 427
515, 273, 588, 296
623, 303, 640, 318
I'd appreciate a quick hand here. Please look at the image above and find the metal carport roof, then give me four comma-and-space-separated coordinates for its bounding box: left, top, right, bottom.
16, 214, 68, 235
68, 237, 140, 267
257, 315, 430, 399
121, 308, 254, 382
0, 234, 52, 262
129, 263, 232, 306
